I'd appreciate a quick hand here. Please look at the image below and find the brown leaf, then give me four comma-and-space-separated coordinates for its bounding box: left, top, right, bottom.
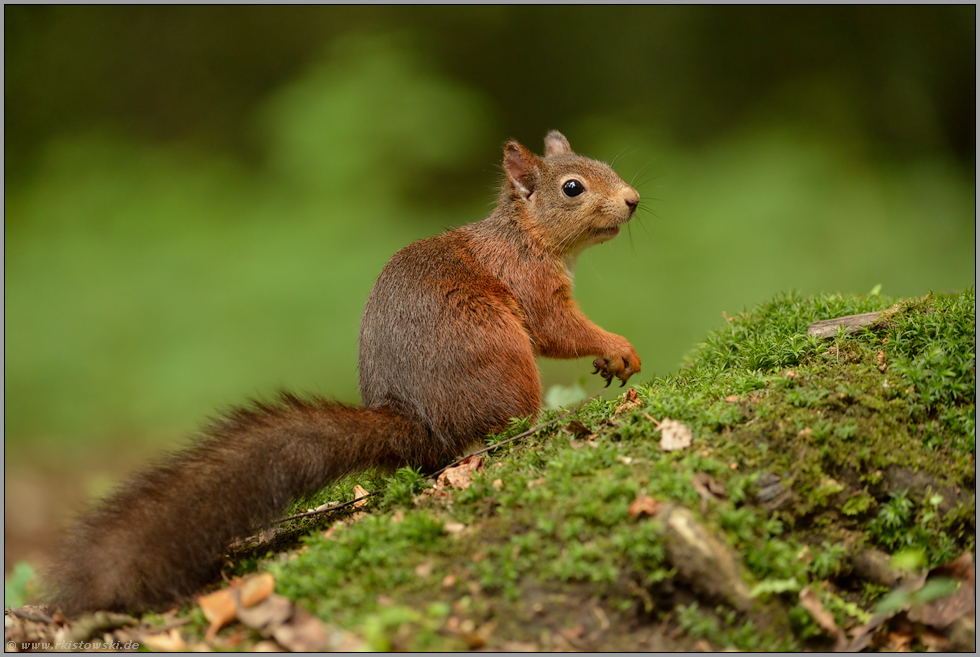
198, 573, 274, 642
436, 455, 483, 489
918, 630, 950, 651
911, 552, 976, 630
614, 388, 641, 415
628, 494, 662, 518
352, 485, 370, 507
272, 607, 333, 652
692, 473, 728, 513
693, 473, 728, 499
235, 594, 294, 632
199, 589, 239, 642
457, 619, 497, 649
798, 586, 844, 644
930, 550, 975, 583
565, 420, 592, 437
659, 418, 692, 451
140, 629, 187, 652
240, 573, 275, 607
886, 631, 913, 652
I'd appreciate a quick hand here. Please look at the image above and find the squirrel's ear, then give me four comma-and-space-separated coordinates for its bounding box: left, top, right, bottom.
544, 131, 572, 157
503, 140, 540, 200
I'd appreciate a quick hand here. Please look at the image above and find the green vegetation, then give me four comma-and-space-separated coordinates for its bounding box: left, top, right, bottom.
175, 288, 972, 650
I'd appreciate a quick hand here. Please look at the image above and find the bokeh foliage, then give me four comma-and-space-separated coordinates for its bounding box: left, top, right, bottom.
4, 7, 975, 455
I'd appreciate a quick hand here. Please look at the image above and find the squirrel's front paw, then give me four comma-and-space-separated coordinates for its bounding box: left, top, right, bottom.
592, 342, 641, 388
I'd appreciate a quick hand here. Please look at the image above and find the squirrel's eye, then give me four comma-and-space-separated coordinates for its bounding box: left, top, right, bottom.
562, 179, 585, 198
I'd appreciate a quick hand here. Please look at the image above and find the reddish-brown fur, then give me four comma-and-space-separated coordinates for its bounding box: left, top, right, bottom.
46, 131, 640, 614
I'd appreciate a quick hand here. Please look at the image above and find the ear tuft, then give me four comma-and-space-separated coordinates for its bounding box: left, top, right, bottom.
544, 131, 572, 157
503, 141, 539, 200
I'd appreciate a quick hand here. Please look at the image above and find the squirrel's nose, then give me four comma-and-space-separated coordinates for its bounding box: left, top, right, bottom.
624, 189, 639, 214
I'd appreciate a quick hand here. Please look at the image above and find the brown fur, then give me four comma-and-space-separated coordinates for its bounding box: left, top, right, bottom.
45, 132, 641, 614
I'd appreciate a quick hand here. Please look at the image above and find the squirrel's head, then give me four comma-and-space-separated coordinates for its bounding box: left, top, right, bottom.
501, 131, 639, 260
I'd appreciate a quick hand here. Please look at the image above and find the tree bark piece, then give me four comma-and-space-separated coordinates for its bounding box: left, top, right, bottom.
807, 304, 902, 339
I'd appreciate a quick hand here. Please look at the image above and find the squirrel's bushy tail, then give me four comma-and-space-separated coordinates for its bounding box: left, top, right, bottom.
46, 393, 424, 615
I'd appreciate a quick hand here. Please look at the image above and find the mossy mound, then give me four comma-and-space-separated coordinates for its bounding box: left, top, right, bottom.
202, 289, 976, 650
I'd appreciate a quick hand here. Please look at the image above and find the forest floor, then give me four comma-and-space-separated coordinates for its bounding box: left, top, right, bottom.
5, 289, 975, 652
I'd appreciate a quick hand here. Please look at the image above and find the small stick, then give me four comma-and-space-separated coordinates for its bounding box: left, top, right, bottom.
275, 493, 374, 524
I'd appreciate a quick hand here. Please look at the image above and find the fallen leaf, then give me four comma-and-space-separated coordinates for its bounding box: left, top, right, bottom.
199, 589, 239, 642
886, 630, 913, 652
240, 573, 275, 607
251, 640, 284, 652
352, 485, 370, 507
931, 551, 975, 583
436, 455, 483, 489
918, 630, 949, 651
492, 478, 503, 489
444, 521, 466, 534
692, 472, 728, 513
614, 388, 641, 415
271, 608, 333, 652
659, 418, 692, 451
565, 420, 592, 437
415, 561, 434, 578
628, 495, 662, 518
693, 473, 727, 498
442, 574, 457, 588
198, 573, 275, 641
724, 395, 740, 403
236, 595, 294, 632
140, 628, 186, 652
910, 552, 976, 630
457, 619, 497, 649
798, 586, 844, 645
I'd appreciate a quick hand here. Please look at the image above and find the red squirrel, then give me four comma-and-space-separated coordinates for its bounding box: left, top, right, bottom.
45, 131, 641, 615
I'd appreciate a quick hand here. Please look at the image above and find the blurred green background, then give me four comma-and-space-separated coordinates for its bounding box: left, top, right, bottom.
4, 6, 976, 466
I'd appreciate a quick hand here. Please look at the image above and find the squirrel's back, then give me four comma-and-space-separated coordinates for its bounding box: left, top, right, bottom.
359, 228, 541, 460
